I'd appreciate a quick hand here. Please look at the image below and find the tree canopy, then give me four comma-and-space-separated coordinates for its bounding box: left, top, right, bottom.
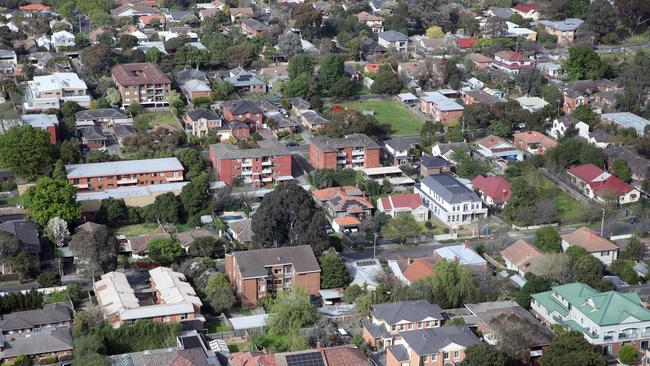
318, 248, 351, 289
0, 125, 56, 181
23, 178, 81, 226
147, 238, 183, 265
540, 331, 607, 366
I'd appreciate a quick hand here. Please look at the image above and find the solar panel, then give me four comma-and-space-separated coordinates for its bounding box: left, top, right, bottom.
356, 260, 376, 267
285, 352, 326, 366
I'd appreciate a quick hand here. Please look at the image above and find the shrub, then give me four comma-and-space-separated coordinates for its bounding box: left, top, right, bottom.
38, 272, 62, 287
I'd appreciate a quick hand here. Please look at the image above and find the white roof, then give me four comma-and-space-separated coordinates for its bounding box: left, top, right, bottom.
120, 303, 196, 320
362, 166, 404, 176
516, 96, 549, 111
21, 114, 58, 128
229, 314, 268, 330
602, 112, 650, 135
346, 258, 383, 289
66, 157, 184, 178
149, 267, 202, 307
76, 182, 189, 202
434, 244, 487, 266
95, 271, 140, 317
29, 73, 88, 93
421, 91, 464, 111
398, 92, 418, 101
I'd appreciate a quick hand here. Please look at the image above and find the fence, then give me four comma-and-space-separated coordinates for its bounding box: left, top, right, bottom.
512, 222, 559, 231
610, 233, 634, 241
0, 285, 67, 297
433, 233, 458, 241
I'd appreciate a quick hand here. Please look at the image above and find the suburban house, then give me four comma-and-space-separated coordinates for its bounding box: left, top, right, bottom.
0, 327, 74, 363
517, 96, 550, 112
0, 50, 16, 78
111, 4, 159, 17
383, 137, 420, 166
111, 63, 172, 107
20, 114, 59, 143
605, 146, 650, 193
561, 227, 619, 265
567, 163, 640, 204
513, 131, 558, 155
562, 88, 589, 114
415, 174, 488, 228
222, 68, 267, 94
433, 243, 488, 269
601, 112, 650, 136
362, 300, 444, 348
0, 220, 41, 273
65, 157, 185, 192
298, 110, 330, 130
230, 346, 369, 366
512, 3, 540, 19
356, 11, 384, 33
241, 18, 268, 37
466, 53, 493, 70
471, 175, 512, 209
309, 134, 381, 170
461, 89, 500, 107
465, 301, 556, 365
23, 73, 91, 111
80, 126, 107, 149
209, 142, 292, 187
490, 51, 534, 74
549, 115, 590, 140
183, 109, 221, 137
501, 239, 543, 275
377, 193, 428, 222
313, 186, 374, 233
75, 108, 132, 128
176, 69, 211, 101
95, 267, 203, 328
377, 30, 409, 52
418, 92, 464, 125
225, 246, 321, 307
531, 282, 650, 357
431, 142, 470, 163
229, 7, 254, 22
420, 155, 455, 176
221, 100, 264, 132
386, 326, 480, 366
110, 331, 215, 365
0, 303, 72, 334
536, 18, 584, 47
475, 135, 524, 161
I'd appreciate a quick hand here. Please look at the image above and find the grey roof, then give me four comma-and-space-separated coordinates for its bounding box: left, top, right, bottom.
243, 18, 268, 32
0, 327, 74, 358
365, 322, 391, 339
65, 157, 184, 178
602, 112, 650, 135
186, 109, 219, 121
360, 36, 386, 53
211, 142, 290, 160
0, 303, 71, 332
536, 18, 584, 32
222, 100, 263, 115
231, 245, 320, 278
372, 300, 443, 324
224, 70, 265, 88
604, 146, 650, 177
109, 347, 210, 366
387, 345, 410, 361
311, 134, 380, 152
378, 30, 408, 42
463, 89, 499, 106
399, 326, 480, 355
589, 129, 614, 143
421, 92, 464, 111
300, 110, 330, 126
421, 155, 453, 168
288, 97, 310, 110
268, 114, 300, 128
227, 218, 253, 243
176, 69, 208, 82
75, 108, 127, 121
489, 7, 514, 19
81, 126, 107, 140
420, 174, 481, 203
384, 137, 420, 151
434, 142, 470, 155
112, 124, 137, 138
0, 220, 40, 254
558, 114, 582, 127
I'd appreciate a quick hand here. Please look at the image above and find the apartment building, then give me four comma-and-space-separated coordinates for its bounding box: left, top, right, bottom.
531, 282, 650, 357
415, 174, 487, 228
561, 227, 619, 265
418, 92, 464, 125
221, 100, 264, 132
536, 18, 584, 47
23, 73, 91, 111
0, 303, 72, 334
491, 51, 534, 74
225, 246, 321, 307
309, 134, 381, 170
111, 63, 172, 107
65, 157, 185, 192
362, 300, 444, 348
94, 267, 203, 328
209, 142, 292, 187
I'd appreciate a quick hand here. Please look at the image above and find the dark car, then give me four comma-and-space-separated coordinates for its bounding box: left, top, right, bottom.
286, 141, 299, 147
630, 217, 639, 224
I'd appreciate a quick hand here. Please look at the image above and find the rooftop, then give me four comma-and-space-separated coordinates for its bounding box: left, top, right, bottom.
310, 133, 380, 151
29, 73, 87, 92
561, 227, 618, 252
399, 326, 480, 356
111, 63, 172, 86
420, 92, 464, 111
420, 174, 482, 204
471, 175, 512, 203
372, 299, 443, 324
229, 246, 320, 279
536, 18, 584, 32
65, 157, 184, 178
211, 142, 290, 160
500, 239, 542, 270
434, 244, 487, 266
378, 30, 408, 42
601, 112, 650, 135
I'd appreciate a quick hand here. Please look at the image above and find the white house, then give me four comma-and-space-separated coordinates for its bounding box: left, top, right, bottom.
51, 31, 75, 51
501, 239, 542, 275
549, 115, 590, 140
23, 73, 91, 111
415, 174, 487, 228
377, 30, 408, 53
377, 193, 429, 222
474, 135, 524, 161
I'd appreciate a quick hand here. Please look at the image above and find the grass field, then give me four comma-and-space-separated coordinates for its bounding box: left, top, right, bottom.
115, 223, 159, 236
338, 99, 423, 136
206, 320, 233, 333
135, 111, 182, 130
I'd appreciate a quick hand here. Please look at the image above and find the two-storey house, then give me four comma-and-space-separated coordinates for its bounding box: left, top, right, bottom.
604, 146, 650, 194
309, 134, 381, 170
490, 51, 534, 74
225, 246, 321, 307
383, 137, 420, 166
183, 109, 221, 137
531, 282, 650, 357
549, 115, 590, 140
418, 92, 464, 125
313, 186, 374, 233
561, 227, 619, 265
0, 304, 72, 334
356, 11, 384, 33
23, 73, 91, 111
111, 63, 172, 107
209, 142, 292, 187
386, 326, 480, 366
378, 30, 409, 53
415, 174, 487, 228
221, 100, 264, 132
536, 18, 584, 47
475, 135, 524, 161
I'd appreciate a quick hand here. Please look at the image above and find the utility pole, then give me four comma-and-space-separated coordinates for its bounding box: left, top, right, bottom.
600, 207, 606, 236
373, 233, 378, 259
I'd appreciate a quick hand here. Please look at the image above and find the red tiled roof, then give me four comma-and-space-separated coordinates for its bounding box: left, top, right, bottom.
513, 3, 540, 13
567, 163, 607, 183
19, 4, 50, 10
140, 14, 166, 25
471, 175, 512, 203
378, 193, 423, 211
513, 131, 557, 154
333, 216, 362, 227
322, 346, 369, 366
456, 37, 478, 49
111, 63, 172, 86
312, 186, 359, 202
561, 227, 618, 252
403, 257, 437, 283
501, 239, 542, 270
589, 175, 634, 196
495, 51, 530, 62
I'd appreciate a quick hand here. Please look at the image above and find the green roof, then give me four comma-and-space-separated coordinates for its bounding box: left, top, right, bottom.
533, 283, 650, 326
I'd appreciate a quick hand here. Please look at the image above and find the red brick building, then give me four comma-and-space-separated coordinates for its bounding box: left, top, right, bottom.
65, 157, 185, 192
225, 246, 321, 307
209, 142, 292, 187
111, 63, 172, 107
309, 134, 381, 170
221, 100, 264, 132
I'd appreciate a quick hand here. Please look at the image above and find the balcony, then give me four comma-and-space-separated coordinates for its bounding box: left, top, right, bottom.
262, 169, 272, 174
337, 159, 346, 164
352, 156, 365, 162
242, 160, 253, 167
262, 161, 272, 166
165, 176, 183, 182
242, 170, 253, 176
262, 177, 273, 183
619, 333, 639, 340
352, 149, 365, 156
117, 178, 137, 185
336, 151, 346, 157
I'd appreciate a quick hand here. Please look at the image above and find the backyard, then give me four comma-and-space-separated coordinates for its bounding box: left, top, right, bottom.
336, 99, 423, 136
134, 111, 182, 130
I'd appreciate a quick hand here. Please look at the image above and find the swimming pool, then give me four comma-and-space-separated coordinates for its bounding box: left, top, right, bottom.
221, 214, 245, 222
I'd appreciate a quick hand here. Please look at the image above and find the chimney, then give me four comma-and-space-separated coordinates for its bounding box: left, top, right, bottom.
454, 255, 460, 262
464, 240, 470, 249
316, 341, 322, 350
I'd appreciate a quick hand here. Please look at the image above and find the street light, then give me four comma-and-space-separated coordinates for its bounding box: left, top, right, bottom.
373, 232, 378, 259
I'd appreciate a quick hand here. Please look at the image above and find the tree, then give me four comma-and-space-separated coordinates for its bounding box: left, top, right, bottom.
490, 120, 511, 137
483, 17, 508, 38
562, 45, 608, 80
0, 231, 19, 274
620, 237, 646, 261
461, 343, 508, 366
545, 138, 605, 172
51, 160, 67, 181
59, 140, 81, 164
23, 178, 81, 226
80, 44, 113, 77
251, 182, 328, 254
188, 236, 223, 258
212, 81, 235, 101
514, 68, 544, 96
127, 102, 144, 117
571, 105, 598, 126
284, 73, 317, 99
426, 26, 444, 38
13, 355, 32, 366
45, 217, 69, 247
619, 344, 639, 365
318, 248, 351, 289
288, 54, 317, 80
147, 238, 183, 264
69, 223, 117, 281
585, 0, 617, 40
540, 84, 562, 106
541, 331, 607, 366
267, 286, 319, 334
117, 35, 139, 50
12, 251, 38, 280
180, 173, 210, 218
225, 45, 252, 68
95, 198, 128, 227
528, 253, 573, 283
370, 66, 402, 94
612, 159, 632, 182
614, 0, 650, 36
146, 47, 164, 64
571, 254, 605, 288
203, 273, 236, 314
533, 227, 562, 253
329, 77, 353, 98
278, 32, 303, 58
319, 54, 346, 94
514, 273, 552, 308
453, 150, 492, 179
291, 3, 322, 40
0, 125, 55, 181
463, 103, 494, 129
430, 260, 479, 308
381, 214, 423, 245
148, 192, 182, 224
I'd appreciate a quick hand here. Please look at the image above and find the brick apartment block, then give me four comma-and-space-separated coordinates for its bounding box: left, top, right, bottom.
309, 133, 381, 170
225, 246, 321, 307
209, 141, 292, 187
65, 157, 185, 192
111, 63, 172, 107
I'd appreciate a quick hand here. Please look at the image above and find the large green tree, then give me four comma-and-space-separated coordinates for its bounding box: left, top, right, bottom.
69, 222, 117, 281
381, 214, 423, 245
562, 45, 608, 80
267, 286, 319, 334
288, 53, 317, 80
23, 178, 81, 226
585, 0, 617, 40
430, 260, 479, 308
533, 227, 562, 253
461, 343, 508, 366
540, 331, 607, 366
94, 198, 128, 227
319, 54, 346, 95
147, 192, 182, 224
318, 248, 351, 289
370, 66, 402, 94
203, 273, 236, 314
0, 125, 56, 181
180, 173, 210, 218
147, 238, 183, 264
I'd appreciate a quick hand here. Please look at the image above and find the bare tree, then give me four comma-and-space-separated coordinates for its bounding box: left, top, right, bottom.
528, 253, 573, 283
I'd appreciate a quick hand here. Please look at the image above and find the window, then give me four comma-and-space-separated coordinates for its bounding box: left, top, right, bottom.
274, 279, 282, 285
258, 285, 265, 292
431, 354, 437, 361
601, 251, 610, 256
454, 351, 459, 358
443, 352, 449, 360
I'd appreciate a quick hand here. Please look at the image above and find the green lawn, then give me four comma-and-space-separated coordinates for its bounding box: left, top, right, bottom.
115, 223, 159, 236
206, 320, 233, 333
227, 342, 247, 352
135, 111, 182, 130
337, 99, 423, 136
0, 196, 20, 206
537, 174, 585, 223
